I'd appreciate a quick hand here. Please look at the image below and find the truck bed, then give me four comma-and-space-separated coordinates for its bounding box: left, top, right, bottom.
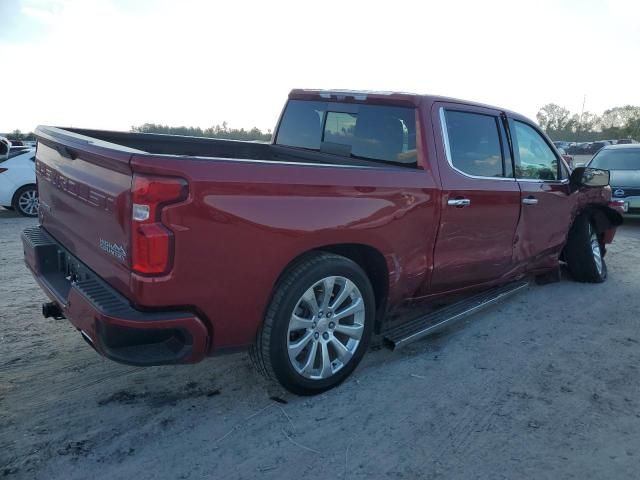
33, 123, 435, 352
63, 127, 273, 160
57, 127, 405, 169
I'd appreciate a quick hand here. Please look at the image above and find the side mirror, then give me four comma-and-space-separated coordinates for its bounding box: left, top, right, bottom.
570, 166, 610, 190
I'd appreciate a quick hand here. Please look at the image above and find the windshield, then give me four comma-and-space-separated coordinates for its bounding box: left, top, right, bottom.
589, 149, 640, 170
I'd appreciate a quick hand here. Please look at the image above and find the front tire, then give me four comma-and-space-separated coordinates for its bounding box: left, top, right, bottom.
250, 252, 375, 395
564, 214, 607, 283
12, 185, 38, 217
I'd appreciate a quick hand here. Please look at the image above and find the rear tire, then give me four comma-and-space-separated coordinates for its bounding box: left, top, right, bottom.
12, 185, 38, 217
564, 214, 607, 283
250, 252, 375, 395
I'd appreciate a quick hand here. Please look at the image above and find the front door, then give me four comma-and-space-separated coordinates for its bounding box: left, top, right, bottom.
508, 118, 573, 269
429, 103, 521, 294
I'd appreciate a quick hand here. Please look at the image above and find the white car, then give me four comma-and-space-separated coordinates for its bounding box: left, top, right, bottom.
0, 148, 38, 217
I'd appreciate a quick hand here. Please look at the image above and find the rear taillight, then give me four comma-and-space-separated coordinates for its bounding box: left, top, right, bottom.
131, 174, 188, 274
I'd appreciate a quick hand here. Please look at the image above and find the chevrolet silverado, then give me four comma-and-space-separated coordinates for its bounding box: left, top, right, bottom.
23, 89, 623, 394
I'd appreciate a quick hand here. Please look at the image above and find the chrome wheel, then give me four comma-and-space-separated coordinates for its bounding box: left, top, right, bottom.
17, 189, 38, 216
590, 225, 603, 275
287, 276, 365, 380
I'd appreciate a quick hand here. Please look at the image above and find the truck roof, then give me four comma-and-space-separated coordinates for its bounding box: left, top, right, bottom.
289, 88, 525, 119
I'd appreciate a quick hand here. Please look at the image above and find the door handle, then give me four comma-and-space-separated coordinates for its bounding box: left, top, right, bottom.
522, 196, 539, 205
447, 198, 471, 207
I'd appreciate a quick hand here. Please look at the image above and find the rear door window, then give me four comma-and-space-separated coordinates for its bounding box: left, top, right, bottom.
275, 100, 417, 167
442, 110, 508, 178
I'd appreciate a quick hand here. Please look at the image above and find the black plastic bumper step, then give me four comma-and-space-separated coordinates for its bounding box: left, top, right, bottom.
383, 281, 529, 350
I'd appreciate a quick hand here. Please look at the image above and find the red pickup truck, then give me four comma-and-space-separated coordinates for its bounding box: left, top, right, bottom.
23, 89, 623, 395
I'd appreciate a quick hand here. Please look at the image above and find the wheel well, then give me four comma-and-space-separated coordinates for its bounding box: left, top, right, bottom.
319, 244, 388, 309
562, 206, 618, 262
12, 183, 37, 203
277, 244, 390, 332
579, 204, 623, 234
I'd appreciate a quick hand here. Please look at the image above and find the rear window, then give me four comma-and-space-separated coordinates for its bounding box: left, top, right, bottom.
589, 149, 640, 170
275, 100, 417, 167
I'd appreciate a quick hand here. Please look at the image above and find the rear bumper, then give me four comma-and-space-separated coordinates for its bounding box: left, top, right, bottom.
22, 226, 210, 366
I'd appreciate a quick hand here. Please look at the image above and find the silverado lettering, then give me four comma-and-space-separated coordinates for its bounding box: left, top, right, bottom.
37, 161, 116, 213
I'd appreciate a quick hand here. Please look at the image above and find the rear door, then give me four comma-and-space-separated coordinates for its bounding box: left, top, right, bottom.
429, 103, 521, 293
508, 118, 573, 268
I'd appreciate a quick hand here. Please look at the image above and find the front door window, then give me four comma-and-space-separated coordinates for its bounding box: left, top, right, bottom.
512, 121, 559, 181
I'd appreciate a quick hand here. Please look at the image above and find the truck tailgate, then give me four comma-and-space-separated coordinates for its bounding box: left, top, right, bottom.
35, 127, 141, 297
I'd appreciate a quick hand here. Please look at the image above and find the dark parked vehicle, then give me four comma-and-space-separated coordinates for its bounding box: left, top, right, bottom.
553, 141, 572, 151
23, 89, 623, 394
568, 142, 591, 155
588, 144, 640, 215
586, 141, 610, 155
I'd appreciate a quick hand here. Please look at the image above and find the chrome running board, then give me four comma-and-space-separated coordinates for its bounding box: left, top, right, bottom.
383, 281, 529, 350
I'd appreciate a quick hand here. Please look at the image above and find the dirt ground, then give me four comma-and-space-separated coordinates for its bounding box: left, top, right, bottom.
1, 208, 639, 480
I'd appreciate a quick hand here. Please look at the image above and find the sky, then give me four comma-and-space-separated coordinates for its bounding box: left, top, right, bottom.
1, 0, 639, 134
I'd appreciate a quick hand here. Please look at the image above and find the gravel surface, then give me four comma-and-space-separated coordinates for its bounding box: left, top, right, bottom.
1, 208, 639, 479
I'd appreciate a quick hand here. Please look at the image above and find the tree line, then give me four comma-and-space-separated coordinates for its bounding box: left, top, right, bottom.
3, 123, 273, 143
1, 130, 36, 141
130, 122, 272, 141
536, 104, 640, 142
6, 105, 640, 144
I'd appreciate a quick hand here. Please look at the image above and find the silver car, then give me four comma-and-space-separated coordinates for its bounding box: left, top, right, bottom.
588, 144, 640, 215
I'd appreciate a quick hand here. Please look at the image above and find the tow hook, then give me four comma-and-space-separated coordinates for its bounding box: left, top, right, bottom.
42, 302, 65, 320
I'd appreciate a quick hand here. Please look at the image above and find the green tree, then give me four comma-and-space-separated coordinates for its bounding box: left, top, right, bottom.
536, 104, 572, 132
10, 129, 24, 140
625, 117, 640, 139
536, 104, 640, 142
578, 111, 600, 138
131, 122, 271, 142
599, 105, 640, 129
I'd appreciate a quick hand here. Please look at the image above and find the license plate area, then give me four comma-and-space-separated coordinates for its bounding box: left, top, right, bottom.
62, 251, 81, 282
59, 250, 93, 285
